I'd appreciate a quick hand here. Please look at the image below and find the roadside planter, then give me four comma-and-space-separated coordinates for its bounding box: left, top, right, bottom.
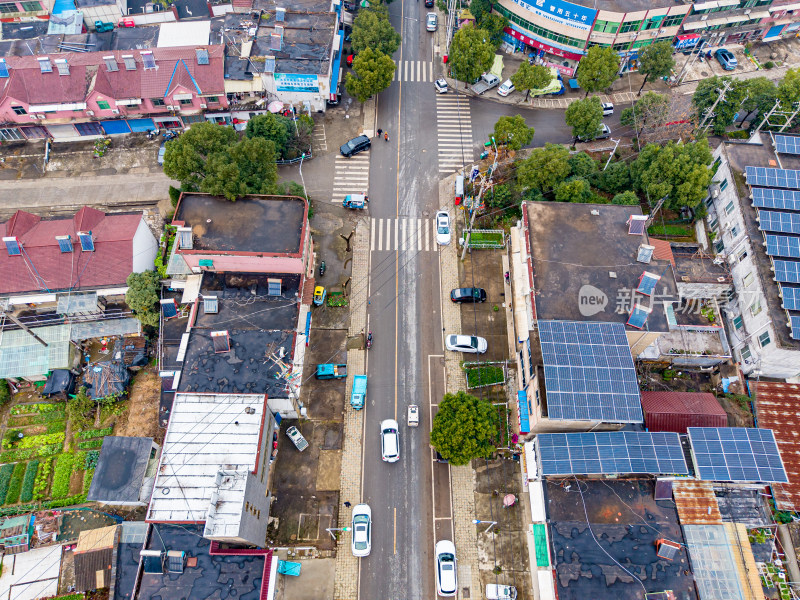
459, 229, 505, 249
464, 362, 506, 389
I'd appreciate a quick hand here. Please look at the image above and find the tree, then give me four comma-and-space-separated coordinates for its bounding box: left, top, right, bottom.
448, 24, 494, 83
163, 122, 238, 190
245, 113, 290, 156
468, 0, 491, 25
630, 140, 713, 210
565, 96, 603, 142
492, 114, 534, 151
481, 13, 508, 47
778, 67, 800, 109
611, 190, 640, 205
200, 137, 278, 200
351, 5, 401, 57
346, 48, 396, 102
620, 91, 670, 136
692, 76, 748, 135
511, 63, 551, 101
126, 270, 160, 328
596, 160, 631, 194
555, 177, 592, 203
576, 46, 619, 97
737, 77, 778, 127
636, 41, 675, 95
486, 183, 515, 208
430, 391, 498, 466
516, 143, 570, 193
568, 152, 598, 179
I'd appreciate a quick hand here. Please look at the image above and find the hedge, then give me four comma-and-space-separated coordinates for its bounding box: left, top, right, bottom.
0, 502, 39, 517
83, 469, 95, 494
0, 379, 10, 405
5, 462, 26, 505
0, 464, 14, 502
48, 595, 86, 600
77, 440, 104, 450
20, 460, 39, 503
52, 454, 75, 499
44, 493, 87, 509
33, 457, 52, 501
77, 427, 113, 440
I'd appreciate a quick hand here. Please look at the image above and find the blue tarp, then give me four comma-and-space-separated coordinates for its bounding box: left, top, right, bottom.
126, 118, 155, 132
51, 0, 75, 15
278, 561, 301, 576
517, 390, 530, 434
101, 120, 131, 135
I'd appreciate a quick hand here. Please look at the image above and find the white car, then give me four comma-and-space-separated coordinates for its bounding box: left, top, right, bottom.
380, 418, 399, 462
445, 334, 488, 354
351, 504, 371, 557
434, 78, 448, 94
436, 211, 451, 246
435, 540, 458, 597
601, 102, 614, 116
497, 79, 515, 97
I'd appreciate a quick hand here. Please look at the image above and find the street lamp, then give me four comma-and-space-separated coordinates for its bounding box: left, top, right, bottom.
473, 519, 497, 532
299, 153, 309, 201
325, 526, 351, 540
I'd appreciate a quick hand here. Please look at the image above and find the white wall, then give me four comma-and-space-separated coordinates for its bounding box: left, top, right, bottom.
132, 218, 158, 273
81, 3, 123, 26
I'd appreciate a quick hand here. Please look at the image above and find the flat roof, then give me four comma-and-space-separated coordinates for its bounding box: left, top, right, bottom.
670, 243, 733, 285
147, 393, 266, 525
174, 194, 306, 254
0, 545, 62, 600
157, 21, 211, 47
88, 436, 154, 504
0, 324, 71, 379
525, 202, 676, 332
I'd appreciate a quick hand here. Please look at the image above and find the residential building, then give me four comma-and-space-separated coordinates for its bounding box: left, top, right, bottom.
0, 515, 33, 554
87, 436, 161, 507
0, 0, 47, 18
73, 525, 119, 593
704, 137, 800, 379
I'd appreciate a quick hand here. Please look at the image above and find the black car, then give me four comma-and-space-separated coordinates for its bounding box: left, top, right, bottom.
450, 287, 487, 303
340, 135, 371, 157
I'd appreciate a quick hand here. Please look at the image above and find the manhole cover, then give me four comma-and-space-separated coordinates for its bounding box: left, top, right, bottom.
700, 71, 709, 77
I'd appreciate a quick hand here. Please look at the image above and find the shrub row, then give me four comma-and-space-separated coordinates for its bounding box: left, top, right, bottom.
45, 421, 68, 434
0, 380, 10, 406
83, 469, 95, 494
5, 462, 26, 505
17, 432, 65, 450
0, 443, 63, 463
20, 460, 39, 503
0, 502, 38, 517
77, 427, 113, 440
72, 452, 85, 473
77, 440, 103, 450
33, 457, 53, 501
51, 454, 75, 499
11, 403, 62, 415
0, 463, 14, 502
84, 451, 100, 470
44, 494, 87, 509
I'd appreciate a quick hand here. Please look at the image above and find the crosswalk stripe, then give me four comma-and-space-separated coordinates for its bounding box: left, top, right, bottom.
332, 152, 371, 202
371, 219, 376, 252
391, 60, 434, 82
367, 218, 440, 252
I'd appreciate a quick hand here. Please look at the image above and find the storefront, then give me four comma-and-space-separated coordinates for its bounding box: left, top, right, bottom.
504, 26, 583, 77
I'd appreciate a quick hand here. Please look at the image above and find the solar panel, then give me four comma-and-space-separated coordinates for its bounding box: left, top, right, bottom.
56, 235, 72, 253
752, 187, 800, 211
746, 166, 800, 190
538, 320, 643, 423
758, 210, 800, 234
78, 231, 94, 252
791, 315, 800, 340
765, 234, 800, 258
142, 51, 156, 70
636, 271, 660, 296
160, 299, 178, 319
537, 431, 688, 476
627, 304, 651, 329
688, 427, 789, 483
782, 286, 800, 310
3, 236, 20, 256
774, 260, 800, 284
211, 330, 230, 353
628, 215, 647, 235
195, 48, 209, 65
204, 296, 218, 314
177, 227, 192, 249
775, 134, 800, 155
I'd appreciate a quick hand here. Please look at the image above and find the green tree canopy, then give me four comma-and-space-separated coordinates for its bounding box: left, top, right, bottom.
636, 41, 675, 95
620, 91, 670, 136
492, 114, 534, 151
245, 113, 290, 156
576, 46, 619, 96
778, 67, 800, 109
511, 63, 551, 100
565, 96, 603, 142
430, 391, 498, 466
630, 139, 713, 210
596, 160, 631, 194
468, 0, 491, 25
738, 77, 778, 127
163, 122, 238, 190
351, 5, 401, 57
125, 271, 161, 328
345, 47, 396, 102
516, 143, 571, 193
568, 151, 598, 179
481, 13, 508, 47
448, 24, 494, 83
692, 76, 748, 135
555, 176, 593, 203
611, 190, 640, 205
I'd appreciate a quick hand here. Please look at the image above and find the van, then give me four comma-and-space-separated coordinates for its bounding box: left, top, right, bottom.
486, 584, 517, 600
408, 404, 419, 427
455, 175, 464, 204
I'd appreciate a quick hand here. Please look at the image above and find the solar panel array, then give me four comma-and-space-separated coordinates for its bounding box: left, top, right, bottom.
746, 166, 800, 189
627, 305, 650, 329
775, 134, 800, 155
538, 320, 643, 423
775, 260, 800, 284
765, 234, 800, 258
758, 210, 800, 234
791, 315, 800, 340
752, 187, 800, 211
688, 427, 789, 483
783, 286, 800, 311
537, 431, 688, 476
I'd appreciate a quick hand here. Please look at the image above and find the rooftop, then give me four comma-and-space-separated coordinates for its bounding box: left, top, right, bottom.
524, 202, 678, 332
640, 391, 727, 433
753, 381, 800, 511
74, 525, 117, 592
115, 521, 148, 600
0, 545, 62, 600
146, 393, 266, 525
174, 194, 306, 255
88, 436, 155, 504
544, 478, 696, 600
670, 243, 733, 286
0, 324, 71, 379
559, 0, 678, 15
136, 524, 271, 600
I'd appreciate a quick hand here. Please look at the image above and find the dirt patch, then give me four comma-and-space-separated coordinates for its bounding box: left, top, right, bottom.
58, 548, 76, 595
716, 394, 754, 427
315, 450, 341, 491
69, 470, 84, 496
114, 367, 162, 442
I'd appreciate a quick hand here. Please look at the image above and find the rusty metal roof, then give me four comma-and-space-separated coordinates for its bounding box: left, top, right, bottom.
673, 480, 723, 525
753, 381, 800, 511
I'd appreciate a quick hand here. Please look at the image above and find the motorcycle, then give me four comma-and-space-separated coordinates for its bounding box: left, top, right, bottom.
319, 261, 326, 277
366, 331, 373, 350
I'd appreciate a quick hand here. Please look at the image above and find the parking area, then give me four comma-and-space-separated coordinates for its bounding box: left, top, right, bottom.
301, 328, 348, 420
674, 44, 759, 82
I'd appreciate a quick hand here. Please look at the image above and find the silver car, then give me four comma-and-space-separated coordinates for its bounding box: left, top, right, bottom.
426, 12, 437, 31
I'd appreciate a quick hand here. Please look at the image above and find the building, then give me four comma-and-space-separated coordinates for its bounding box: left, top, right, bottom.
0, 545, 62, 600
704, 136, 800, 379
0, 515, 33, 554
73, 525, 119, 592
88, 436, 161, 507
640, 391, 728, 433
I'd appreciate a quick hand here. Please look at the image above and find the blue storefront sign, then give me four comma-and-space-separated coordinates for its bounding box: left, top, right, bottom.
509, 0, 596, 31
274, 73, 320, 93
674, 33, 701, 50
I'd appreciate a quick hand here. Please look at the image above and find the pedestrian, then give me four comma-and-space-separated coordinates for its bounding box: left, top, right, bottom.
384, 132, 389, 142
343, 501, 352, 508
377, 128, 383, 138
504, 271, 510, 283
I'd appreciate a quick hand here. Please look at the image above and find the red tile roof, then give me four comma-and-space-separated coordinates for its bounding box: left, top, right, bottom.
649, 238, 676, 268
753, 382, 800, 511
0, 207, 143, 295
640, 391, 727, 433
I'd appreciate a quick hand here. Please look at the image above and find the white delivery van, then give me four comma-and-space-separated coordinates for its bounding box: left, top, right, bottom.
407, 404, 419, 427
486, 585, 517, 600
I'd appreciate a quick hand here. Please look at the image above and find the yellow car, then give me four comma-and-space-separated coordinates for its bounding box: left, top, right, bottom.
313, 286, 326, 306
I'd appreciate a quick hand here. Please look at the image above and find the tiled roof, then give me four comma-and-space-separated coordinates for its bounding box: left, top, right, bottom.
0, 207, 142, 295
649, 238, 676, 268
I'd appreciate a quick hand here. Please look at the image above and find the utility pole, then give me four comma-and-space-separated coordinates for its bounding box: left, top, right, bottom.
779, 102, 800, 132
698, 80, 734, 133
603, 139, 621, 171
461, 138, 497, 261
753, 98, 782, 135
675, 40, 707, 85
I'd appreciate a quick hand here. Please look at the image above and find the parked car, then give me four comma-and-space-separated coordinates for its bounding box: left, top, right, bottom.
380, 419, 400, 462
715, 48, 738, 70
340, 134, 371, 157
601, 102, 614, 116
425, 0, 434, 6
436, 211, 451, 246
157, 142, 166, 165
486, 585, 517, 600
445, 334, 488, 354
469, 73, 500, 95
426, 12, 437, 31
351, 504, 371, 557
434, 78, 448, 94
450, 287, 487, 303
407, 404, 419, 427
435, 540, 458, 597
285, 426, 308, 451
497, 79, 515, 97
577, 123, 611, 142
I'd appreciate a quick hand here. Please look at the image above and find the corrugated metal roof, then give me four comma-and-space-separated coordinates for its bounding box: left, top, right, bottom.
640, 391, 727, 433
648, 238, 676, 267
673, 480, 723, 525
753, 381, 800, 511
